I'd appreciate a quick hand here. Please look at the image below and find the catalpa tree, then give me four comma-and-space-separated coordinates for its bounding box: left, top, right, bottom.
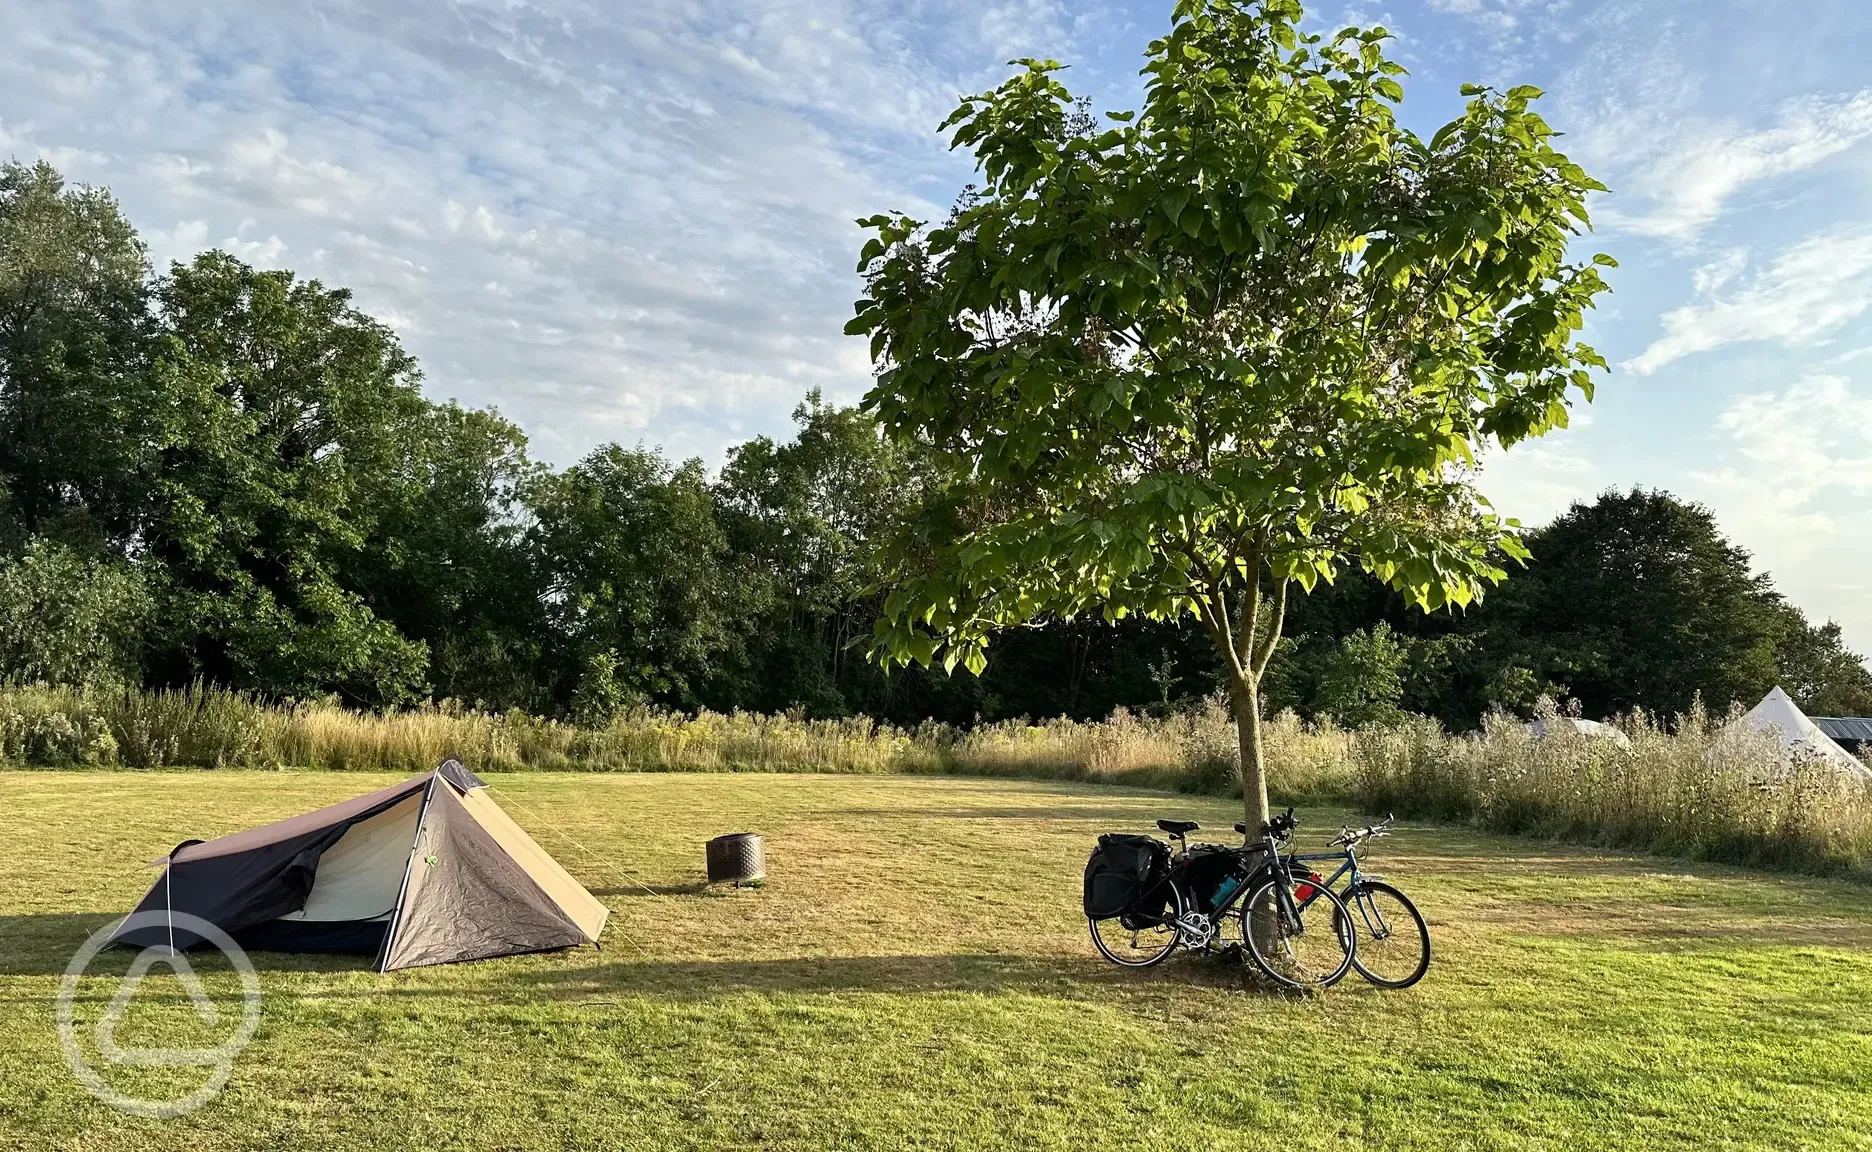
847, 0, 1614, 829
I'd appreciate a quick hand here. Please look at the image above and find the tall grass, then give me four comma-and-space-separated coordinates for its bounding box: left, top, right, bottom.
2, 682, 1867, 877
1353, 703, 1872, 877
0, 682, 948, 775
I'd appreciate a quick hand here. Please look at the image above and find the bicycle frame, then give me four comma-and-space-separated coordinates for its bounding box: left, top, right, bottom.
1149, 834, 1275, 947
1154, 816, 1350, 951
1184, 832, 1307, 928
1286, 848, 1363, 896
1289, 843, 1398, 943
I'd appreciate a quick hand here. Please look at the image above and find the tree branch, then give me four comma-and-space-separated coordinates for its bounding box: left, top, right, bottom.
1200, 581, 1245, 686
1232, 547, 1262, 672
1250, 576, 1288, 677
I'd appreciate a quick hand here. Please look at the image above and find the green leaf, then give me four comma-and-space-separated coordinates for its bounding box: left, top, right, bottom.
844, 3, 1616, 747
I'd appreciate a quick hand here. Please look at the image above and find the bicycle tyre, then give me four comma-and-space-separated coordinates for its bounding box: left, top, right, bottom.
1089, 883, 1185, 968
1239, 877, 1355, 990
1339, 880, 1430, 989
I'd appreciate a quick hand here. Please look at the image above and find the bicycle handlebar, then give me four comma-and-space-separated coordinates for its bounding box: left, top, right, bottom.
1330, 813, 1397, 847
1236, 807, 1297, 841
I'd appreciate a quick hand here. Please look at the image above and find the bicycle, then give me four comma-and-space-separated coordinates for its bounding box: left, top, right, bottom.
1088, 809, 1356, 990
1284, 815, 1431, 989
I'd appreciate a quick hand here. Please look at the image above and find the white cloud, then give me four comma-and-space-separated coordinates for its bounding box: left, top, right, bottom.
0, 0, 1117, 465
1692, 376, 1872, 649
979, 1, 1072, 48
1474, 435, 1601, 531
1697, 376, 1872, 515
1690, 249, 1747, 298
1625, 227, 1872, 374
222, 232, 289, 268
1590, 90, 1872, 243
1415, 0, 1547, 55
1426, 0, 1519, 34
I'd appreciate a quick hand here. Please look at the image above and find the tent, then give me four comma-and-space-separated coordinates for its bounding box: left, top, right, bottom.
109, 759, 607, 971
1738, 687, 1872, 782
1523, 717, 1633, 750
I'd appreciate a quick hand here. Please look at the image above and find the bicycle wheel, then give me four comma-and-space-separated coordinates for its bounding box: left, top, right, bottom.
1239, 877, 1355, 990
1339, 880, 1430, 989
1089, 885, 1184, 968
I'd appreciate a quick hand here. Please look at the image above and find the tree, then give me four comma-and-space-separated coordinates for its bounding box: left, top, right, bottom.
716, 392, 944, 716
141, 252, 431, 703
352, 402, 552, 710
1266, 619, 1475, 725
1480, 488, 1872, 719
0, 540, 149, 686
530, 445, 753, 712
847, 0, 1613, 826
1774, 614, 1872, 718
1312, 623, 1408, 727
0, 161, 152, 551
1484, 489, 1779, 717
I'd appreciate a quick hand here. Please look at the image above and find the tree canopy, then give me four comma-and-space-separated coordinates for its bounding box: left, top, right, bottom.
141, 253, 434, 701
0, 155, 1863, 736
847, 0, 1616, 821
0, 161, 152, 551
1268, 488, 1872, 725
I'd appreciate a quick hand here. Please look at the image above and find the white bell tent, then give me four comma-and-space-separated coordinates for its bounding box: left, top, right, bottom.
1522, 716, 1633, 750
1740, 687, 1871, 782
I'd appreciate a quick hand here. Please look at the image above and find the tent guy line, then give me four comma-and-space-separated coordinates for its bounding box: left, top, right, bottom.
482, 781, 682, 908
478, 782, 672, 959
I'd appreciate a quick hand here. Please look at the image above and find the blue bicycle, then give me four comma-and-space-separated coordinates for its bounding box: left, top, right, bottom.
1285, 816, 1431, 988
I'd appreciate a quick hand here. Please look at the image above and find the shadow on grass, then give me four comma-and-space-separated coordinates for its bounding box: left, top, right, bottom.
0, 913, 382, 977
508, 951, 1269, 1001
827, 806, 1219, 825
0, 912, 1295, 998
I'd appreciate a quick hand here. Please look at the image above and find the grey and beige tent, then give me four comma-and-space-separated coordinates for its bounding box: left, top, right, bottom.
109, 759, 607, 971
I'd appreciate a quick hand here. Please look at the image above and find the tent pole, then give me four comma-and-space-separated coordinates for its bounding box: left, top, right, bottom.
374, 773, 437, 973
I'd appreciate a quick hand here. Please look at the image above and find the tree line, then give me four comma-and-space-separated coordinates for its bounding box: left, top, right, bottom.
3, 159, 1867, 728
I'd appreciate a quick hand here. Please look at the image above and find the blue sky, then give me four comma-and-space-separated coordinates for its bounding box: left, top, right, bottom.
4, 0, 1871, 654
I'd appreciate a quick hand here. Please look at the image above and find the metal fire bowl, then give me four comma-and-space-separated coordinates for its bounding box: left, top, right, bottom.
705, 832, 765, 884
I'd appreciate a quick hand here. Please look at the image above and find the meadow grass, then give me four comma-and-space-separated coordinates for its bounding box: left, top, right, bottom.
1354, 707, 1872, 878
2, 771, 1870, 1150
2, 682, 1869, 878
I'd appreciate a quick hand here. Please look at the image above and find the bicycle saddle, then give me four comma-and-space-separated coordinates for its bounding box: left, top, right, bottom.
1156, 819, 1200, 835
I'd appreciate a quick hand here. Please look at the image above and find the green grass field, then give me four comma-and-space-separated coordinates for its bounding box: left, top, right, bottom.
2, 771, 1870, 1151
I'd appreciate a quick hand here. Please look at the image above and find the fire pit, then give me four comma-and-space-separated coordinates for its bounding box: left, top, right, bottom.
705, 832, 765, 885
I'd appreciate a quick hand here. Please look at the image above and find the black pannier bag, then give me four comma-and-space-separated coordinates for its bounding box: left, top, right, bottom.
1181, 844, 1243, 914
1083, 833, 1169, 920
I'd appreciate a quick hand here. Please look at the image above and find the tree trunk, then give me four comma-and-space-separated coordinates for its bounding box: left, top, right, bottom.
1234, 680, 1271, 834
